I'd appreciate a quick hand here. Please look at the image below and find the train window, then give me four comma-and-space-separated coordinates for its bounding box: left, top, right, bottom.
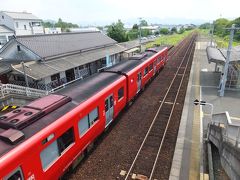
4, 167, 24, 180
149, 63, 153, 70
89, 107, 99, 125
78, 107, 99, 137
57, 127, 74, 154
144, 67, 148, 76
118, 87, 124, 100
78, 115, 89, 136
105, 99, 109, 111
110, 96, 114, 107
40, 140, 59, 170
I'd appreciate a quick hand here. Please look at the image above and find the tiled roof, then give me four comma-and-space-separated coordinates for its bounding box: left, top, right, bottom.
0, 62, 11, 75
2, 11, 40, 20
15, 31, 117, 59
12, 44, 126, 80
0, 25, 14, 33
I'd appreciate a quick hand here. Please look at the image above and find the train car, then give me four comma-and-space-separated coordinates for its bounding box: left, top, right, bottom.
0, 47, 168, 180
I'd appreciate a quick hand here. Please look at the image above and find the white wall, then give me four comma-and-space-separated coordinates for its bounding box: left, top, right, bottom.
0, 12, 15, 30
44, 27, 61, 34
0, 32, 14, 48
15, 20, 44, 36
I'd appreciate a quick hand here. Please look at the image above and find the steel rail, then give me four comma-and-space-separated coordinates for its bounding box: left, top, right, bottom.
124, 34, 197, 180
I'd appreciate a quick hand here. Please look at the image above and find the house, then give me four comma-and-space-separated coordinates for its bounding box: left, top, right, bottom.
0, 11, 44, 39
0, 25, 14, 48
0, 31, 130, 90
44, 27, 62, 34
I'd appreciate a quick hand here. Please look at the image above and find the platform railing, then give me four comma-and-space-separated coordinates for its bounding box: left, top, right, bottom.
210, 111, 240, 148
0, 84, 49, 99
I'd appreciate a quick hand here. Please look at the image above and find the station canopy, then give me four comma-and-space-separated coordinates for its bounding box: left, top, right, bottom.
206, 46, 240, 65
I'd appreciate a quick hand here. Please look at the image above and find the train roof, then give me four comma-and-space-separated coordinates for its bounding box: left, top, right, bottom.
105, 46, 167, 74
58, 72, 121, 102
0, 72, 122, 157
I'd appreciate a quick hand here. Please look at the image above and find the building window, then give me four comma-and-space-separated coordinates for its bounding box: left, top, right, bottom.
78, 107, 99, 137
15, 22, 19, 28
118, 87, 124, 100
40, 127, 74, 170
144, 67, 148, 76
24, 25, 27, 30
51, 73, 60, 81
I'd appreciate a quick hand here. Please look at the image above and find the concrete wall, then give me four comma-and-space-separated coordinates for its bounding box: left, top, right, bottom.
0, 12, 14, 30
208, 125, 240, 180
15, 20, 44, 36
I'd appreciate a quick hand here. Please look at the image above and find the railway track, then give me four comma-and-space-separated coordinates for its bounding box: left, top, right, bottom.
123, 33, 197, 180
68, 33, 197, 180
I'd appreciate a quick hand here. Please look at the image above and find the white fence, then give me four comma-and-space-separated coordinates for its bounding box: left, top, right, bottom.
0, 84, 49, 99
211, 111, 240, 148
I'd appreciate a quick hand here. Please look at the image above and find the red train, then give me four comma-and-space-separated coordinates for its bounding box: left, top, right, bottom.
0, 47, 168, 180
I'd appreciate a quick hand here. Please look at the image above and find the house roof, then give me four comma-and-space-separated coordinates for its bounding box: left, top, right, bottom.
206, 46, 240, 65
0, 62, 11, 75
12, 44, 126, 80
2, 11, 41, 20
14, 31, 117, 60
0, 25, 14, 33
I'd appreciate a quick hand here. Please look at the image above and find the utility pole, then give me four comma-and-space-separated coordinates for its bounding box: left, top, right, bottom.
219, 24, 240, 96
139, 17, 142, 52
21, 62, 29, 87
210, 22, 214, 47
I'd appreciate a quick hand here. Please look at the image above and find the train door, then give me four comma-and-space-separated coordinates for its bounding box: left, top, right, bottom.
105, 94, 114, 127
153, 60, 157, 75
137, 72, 142, 93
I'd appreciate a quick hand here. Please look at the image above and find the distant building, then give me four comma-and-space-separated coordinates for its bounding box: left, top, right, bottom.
69, 27, 100, 33
141, 26, 159, 34
44, 27, 62, 34
0, 11, 44, 46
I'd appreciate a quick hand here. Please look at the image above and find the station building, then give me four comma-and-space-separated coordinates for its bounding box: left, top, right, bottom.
0, 31, 143, 91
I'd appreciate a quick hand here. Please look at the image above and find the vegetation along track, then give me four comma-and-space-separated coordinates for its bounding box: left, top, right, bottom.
68, 33, 197, 180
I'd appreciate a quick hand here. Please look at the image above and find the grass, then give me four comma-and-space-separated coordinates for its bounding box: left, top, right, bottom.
198, 29, 240, 48
145, 30, 193, 48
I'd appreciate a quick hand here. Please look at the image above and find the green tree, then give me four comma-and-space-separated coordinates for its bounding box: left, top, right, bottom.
199, 23, 211, 29
178, 27, 185, 34
213, 18, 230, 37
229, 17, 240, 41
140, 19, 148, 26
107, 20, 128, 42
171, 27, 177, 34
160, 28, 169, 35
132, 24, 139, 29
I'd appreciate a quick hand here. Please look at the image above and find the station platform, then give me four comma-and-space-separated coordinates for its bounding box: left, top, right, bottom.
169, 35, 240, 180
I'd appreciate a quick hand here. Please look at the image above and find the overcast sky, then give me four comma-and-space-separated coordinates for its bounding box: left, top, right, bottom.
1, 0, 239, 25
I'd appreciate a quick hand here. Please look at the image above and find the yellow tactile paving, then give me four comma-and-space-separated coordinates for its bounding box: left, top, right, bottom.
189, 50, 201, 179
